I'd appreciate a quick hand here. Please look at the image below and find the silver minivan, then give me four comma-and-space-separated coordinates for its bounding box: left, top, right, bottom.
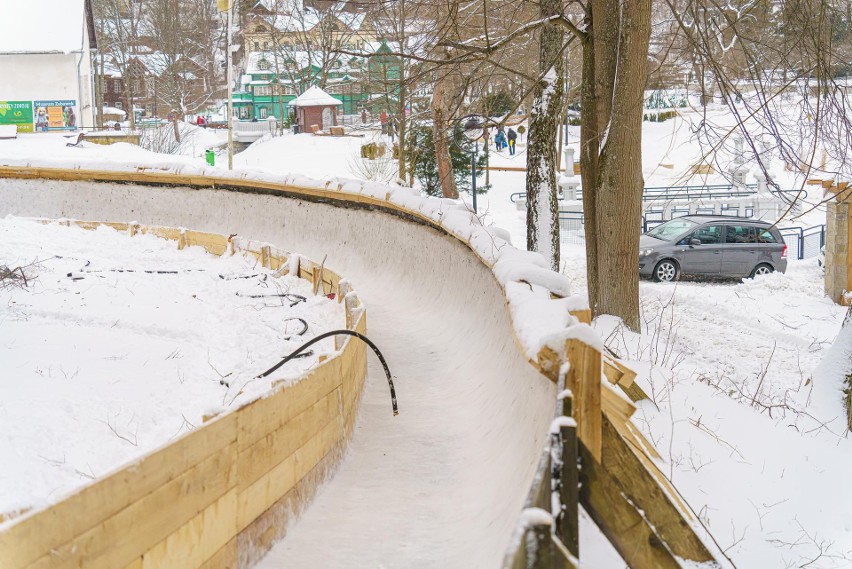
639, 215, 788, 282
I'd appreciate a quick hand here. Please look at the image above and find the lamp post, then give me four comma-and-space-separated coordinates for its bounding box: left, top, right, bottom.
459, 114, 486, 213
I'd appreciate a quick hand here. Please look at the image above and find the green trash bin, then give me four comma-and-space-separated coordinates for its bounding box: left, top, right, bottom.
205, 149, 215, 166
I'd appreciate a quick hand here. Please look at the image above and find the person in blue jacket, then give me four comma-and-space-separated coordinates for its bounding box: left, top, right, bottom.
494, 129, 506, 151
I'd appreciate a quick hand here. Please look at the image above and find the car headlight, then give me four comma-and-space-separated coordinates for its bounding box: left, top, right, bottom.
640, 249, 654, 257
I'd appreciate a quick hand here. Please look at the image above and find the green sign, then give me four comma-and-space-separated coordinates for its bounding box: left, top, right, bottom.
0, 101, 34, 133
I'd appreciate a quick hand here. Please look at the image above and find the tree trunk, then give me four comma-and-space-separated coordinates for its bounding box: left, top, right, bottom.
432, 71, 459, 198
580, 20, 601, 315
583, 0, 651, 331
525, 0, 565, 271
396, 0, 407, 182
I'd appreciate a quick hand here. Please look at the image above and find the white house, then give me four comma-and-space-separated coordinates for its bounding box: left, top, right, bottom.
0, 0, 97, 132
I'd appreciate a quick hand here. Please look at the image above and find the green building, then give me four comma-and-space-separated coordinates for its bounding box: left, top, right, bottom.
234, 41, 399, 122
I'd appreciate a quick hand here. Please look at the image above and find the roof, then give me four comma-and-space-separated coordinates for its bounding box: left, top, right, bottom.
288, 86, 342, 107
677, 215, 772, 225
0, 0, 90, 54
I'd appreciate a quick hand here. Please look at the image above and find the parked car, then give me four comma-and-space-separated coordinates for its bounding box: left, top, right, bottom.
639, 215, 788, 282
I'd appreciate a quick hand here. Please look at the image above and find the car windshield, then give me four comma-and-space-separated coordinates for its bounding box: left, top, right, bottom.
646, 218, 699, 240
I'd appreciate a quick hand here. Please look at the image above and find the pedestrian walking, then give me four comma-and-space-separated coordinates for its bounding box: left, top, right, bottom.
507, 128, 517, 155
494, 129, 506, 151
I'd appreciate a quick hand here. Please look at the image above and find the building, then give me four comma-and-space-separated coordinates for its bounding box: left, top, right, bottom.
0, 0, 97, 132
289, 85, 342, 131
233, 40, 399, 122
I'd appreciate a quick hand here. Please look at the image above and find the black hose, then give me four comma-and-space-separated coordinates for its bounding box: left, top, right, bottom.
282, 317, 308, 339
256, 330, 398, 416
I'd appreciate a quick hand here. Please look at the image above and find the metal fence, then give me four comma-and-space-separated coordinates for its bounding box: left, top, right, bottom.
559, 213, 586, 244
779, 225, 825, 260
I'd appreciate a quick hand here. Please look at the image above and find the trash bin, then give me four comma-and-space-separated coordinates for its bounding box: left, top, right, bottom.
292, 124, 300, 134
205, 149, 215, 166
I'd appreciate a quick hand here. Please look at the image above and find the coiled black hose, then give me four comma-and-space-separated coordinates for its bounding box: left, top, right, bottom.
256, 330, 398, 416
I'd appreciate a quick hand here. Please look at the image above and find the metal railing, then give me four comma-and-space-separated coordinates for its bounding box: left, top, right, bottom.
514, 183, 806, 207
779, 225, 826, 260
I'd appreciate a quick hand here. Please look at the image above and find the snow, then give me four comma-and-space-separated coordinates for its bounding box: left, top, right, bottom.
0, 102, 850, 567
0, 217, 343, 520
288, 86, 343, 107
0, 0, 86, 54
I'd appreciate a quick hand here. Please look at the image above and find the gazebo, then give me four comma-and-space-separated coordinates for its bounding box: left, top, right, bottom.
289, 86, 342, 133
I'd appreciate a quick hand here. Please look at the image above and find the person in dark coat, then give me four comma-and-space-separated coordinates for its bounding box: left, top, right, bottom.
507, 128, 517, 155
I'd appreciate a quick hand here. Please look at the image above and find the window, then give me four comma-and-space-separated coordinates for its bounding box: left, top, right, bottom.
689, 225, 722, 245
254, 85, 272, 96
259, 107, 268, 118
646, 218, 697, 240
254, 41, 259, 50
115, 101, 123, 109
264, 41, 269, 49
114, 81, 121, 94
725, 225, 756, 244
758, 229, 778, 243
258, 59, 269, 70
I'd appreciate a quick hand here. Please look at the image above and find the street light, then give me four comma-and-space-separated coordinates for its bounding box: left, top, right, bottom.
458, 114, 487, 213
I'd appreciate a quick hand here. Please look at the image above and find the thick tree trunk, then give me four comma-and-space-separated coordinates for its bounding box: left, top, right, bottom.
431, 72, 459, 198
584, 0, 651, 331
525, 0, 565, 271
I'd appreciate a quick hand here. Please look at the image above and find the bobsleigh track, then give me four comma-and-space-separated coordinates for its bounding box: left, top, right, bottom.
0, 173, 554, 568
0, 168, 723, 569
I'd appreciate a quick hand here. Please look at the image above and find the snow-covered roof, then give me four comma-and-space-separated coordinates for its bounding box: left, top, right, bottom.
288, 86, 342, 107
102, 106, 127, 117
0, 0, 87, 54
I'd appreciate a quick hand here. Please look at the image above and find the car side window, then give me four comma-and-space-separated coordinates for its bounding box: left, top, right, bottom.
692, 225, 721, 245
757, 229, 777, 243
725, 225, 757, 243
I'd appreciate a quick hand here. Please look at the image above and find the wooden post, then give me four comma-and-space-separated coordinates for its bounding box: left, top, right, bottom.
569, 309, 591, 325
177, 230, 187, 250
527, 523, 554, 569
338, 280, 351, 305
559, 393, 579, 558
565, 339, 602, 462
312, 267, 321, 295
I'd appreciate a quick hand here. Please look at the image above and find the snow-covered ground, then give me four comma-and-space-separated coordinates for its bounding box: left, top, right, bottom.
0, 217, 342, 521
1, 106, 850, 567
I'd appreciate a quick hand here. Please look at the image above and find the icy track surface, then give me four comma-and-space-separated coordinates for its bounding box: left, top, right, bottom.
0, 178, 556, 568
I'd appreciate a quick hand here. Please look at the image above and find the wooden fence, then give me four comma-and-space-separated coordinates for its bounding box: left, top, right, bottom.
0, 221, 368, 569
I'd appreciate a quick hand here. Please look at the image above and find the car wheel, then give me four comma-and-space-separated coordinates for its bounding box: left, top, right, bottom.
751, 263, 773, 277
653, 259, 680, 282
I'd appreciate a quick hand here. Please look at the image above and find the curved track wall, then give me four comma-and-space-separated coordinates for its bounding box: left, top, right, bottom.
0, 218, 369, 569
0, 174, 556, 568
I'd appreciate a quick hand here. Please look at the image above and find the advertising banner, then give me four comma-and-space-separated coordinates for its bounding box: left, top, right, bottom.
0, 101, 34, 133
34, 100, 77, 131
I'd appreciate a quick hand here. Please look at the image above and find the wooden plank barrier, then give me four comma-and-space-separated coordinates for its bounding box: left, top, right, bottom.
0, 221, 369, 569
532, 325, 718, 568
